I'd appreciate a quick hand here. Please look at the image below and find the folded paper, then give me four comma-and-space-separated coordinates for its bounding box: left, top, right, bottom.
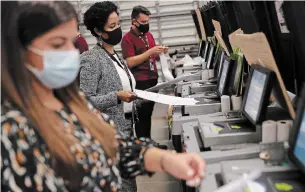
160, 53, 174, 81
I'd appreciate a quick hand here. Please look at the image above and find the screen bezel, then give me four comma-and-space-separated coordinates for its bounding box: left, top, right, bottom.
241, 64, 275, 125
289, 85, 305, 176
216, 55, 232, 96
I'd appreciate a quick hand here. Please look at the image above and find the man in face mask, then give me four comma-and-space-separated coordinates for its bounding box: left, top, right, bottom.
121, 5, 168, 149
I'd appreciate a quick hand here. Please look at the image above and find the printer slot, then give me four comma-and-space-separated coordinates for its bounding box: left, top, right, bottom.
215, 173, 225, 188
194, 126, 211, 151
194, 126, 204, 151
181, 106, 189, 116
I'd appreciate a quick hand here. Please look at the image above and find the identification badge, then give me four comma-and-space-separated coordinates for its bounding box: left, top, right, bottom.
149, 59, 154, 71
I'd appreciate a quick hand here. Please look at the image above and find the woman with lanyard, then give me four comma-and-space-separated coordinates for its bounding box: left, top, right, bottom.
80, 2, 140, 191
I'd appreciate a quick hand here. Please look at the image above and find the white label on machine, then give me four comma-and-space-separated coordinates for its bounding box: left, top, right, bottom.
275, 1, 290, 34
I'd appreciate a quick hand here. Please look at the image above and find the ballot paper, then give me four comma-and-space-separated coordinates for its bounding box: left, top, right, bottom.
135, 89, 199, 106
183, 54, 196, 66
213, 171, 263, 192
145, 72, 202, 92
160, 53, 174, 81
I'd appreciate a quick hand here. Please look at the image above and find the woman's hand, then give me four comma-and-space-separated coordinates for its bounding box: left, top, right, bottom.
117, 91, 137, 103
161, 152, 205, 187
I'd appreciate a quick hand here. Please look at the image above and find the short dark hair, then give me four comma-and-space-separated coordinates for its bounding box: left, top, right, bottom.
84, 1, 118, 37
131, 5, 151, 19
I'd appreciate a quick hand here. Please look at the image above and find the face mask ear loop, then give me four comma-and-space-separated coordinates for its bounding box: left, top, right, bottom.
25, 63, 38, 73
28, 46, 44, 56
94, 28, 105, 44
98, 36, 103, 44
136, 20, 141, 28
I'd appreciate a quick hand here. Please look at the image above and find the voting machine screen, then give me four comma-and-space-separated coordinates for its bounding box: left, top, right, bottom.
291, 86, 305, 175
242, 65, 275, 124
217, 57, 230, 96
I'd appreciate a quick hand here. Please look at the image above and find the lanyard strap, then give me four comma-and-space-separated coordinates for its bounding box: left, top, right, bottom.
138, 35, 154, 70
98, 43, 134, 92
130, 28, 150, 50
138, 35, 150, 50
97, 43, 139, 126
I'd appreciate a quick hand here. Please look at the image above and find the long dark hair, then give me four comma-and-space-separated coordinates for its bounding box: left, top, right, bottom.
2, 1, 117, 188
1, 1, 29, 104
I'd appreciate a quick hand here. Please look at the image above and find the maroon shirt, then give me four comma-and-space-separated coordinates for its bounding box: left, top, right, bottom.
75, 34, 89, 86
75, 34, 89, 54
121, 28, 158, 81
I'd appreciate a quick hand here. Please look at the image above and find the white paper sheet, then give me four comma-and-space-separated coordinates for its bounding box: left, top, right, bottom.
135, 89, 199, 106
183, 54, 196, 66
160, 53, 174, 81
145, 72, 201, 92
213, 171, 263, 192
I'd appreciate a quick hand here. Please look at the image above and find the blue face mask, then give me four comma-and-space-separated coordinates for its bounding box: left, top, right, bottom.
27, 47, 80, 89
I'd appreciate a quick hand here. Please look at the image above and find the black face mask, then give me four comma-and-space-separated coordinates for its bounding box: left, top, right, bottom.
101, 27, 122, 46
136, 22, 149, 34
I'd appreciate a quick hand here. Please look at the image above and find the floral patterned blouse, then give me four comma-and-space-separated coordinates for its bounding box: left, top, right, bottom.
1, 100, 154, 191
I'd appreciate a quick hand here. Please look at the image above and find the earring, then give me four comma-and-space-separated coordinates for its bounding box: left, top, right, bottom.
98, 36, 104, 43
94, 28, 103, 42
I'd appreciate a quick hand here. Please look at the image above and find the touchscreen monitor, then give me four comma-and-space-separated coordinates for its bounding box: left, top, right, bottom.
291, 85, 305, 175
218, 59, 230, 95
202, 42, 210, 62
242, 65, 274, 124
244, 70, 266, 122
206, 45, 215, 69
294, 112, 305, 166
197, 40, 203, 57
217, 51, 225, 77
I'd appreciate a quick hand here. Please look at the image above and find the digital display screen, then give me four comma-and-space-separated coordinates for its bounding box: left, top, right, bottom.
197, 41, 202, 57
217, 52, 225, 77
207, 46, 215, 69
202, 43, 209, 61
244, 70, 266, 122
294, 112, 305, 167
218, 59, 229, 95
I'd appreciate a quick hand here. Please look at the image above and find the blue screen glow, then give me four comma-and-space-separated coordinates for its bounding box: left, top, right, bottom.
294, 112, 305, 166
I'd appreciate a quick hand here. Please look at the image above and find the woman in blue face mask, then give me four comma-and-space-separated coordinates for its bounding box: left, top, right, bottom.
1, 1, 206, 192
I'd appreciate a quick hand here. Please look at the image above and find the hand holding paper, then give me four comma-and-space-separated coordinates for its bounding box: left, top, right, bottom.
117, 90, 137, 103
